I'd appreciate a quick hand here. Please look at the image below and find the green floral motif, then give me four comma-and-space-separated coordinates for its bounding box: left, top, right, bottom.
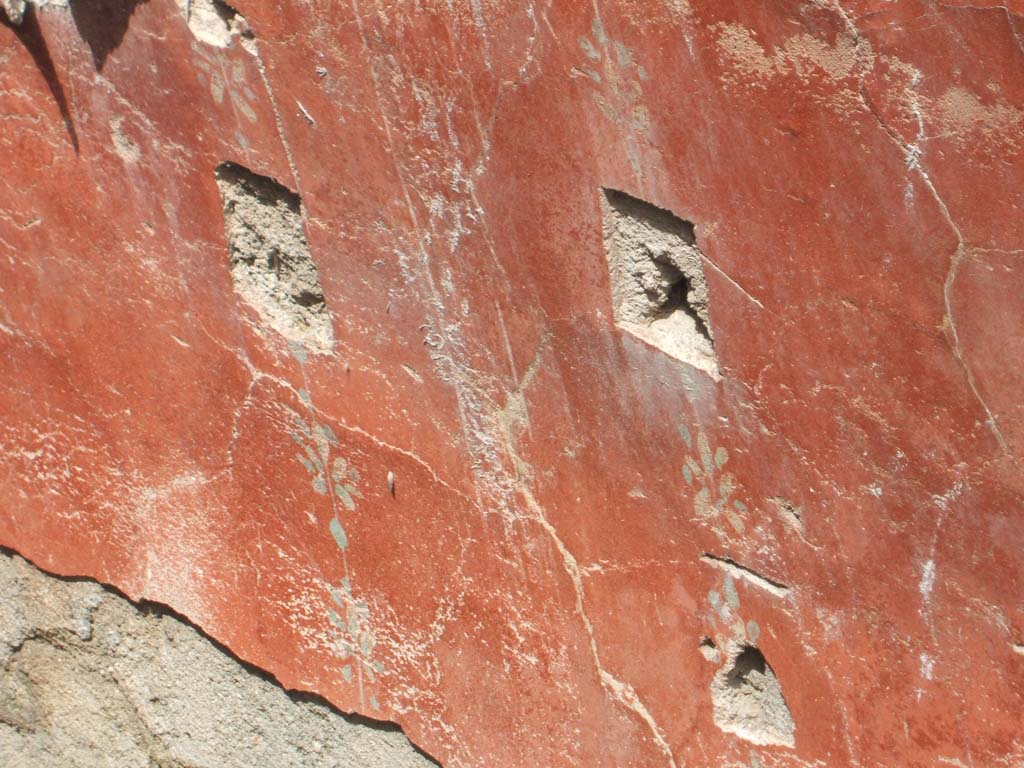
332, 456, 361, 512
680, 424, 747, 535
706, 574, 760, 646
287, 407, 380, 699
329, 517, 349, 551
289, 416, 362, 503
328, 577, 385, 685
575, 15, 649, 133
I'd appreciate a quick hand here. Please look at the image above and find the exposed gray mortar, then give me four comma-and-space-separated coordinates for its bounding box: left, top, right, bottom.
0, 550, 437, 768
179, 0, 254, 49
601, 189, 719, 379
710, 643, 795, 748
215, 162, 334, 353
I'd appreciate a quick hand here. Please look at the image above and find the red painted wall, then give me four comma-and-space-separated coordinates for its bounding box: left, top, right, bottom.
2, 1, 1022, 765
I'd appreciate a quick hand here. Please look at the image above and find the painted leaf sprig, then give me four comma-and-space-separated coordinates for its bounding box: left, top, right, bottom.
289, 414, 340, 497
285, 406, 383, 696
331, 456, 361, 512
680, 424, 748, 535
328, 578, 385, 684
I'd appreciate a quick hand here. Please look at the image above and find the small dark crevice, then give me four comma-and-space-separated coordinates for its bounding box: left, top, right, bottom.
603, 188, 697, 243
698, 636, 719, 662
187, 0, 255, 46
293, 290, 324, 307
768, 496, 804, 530
215, 162, 302, 213
699, 553, 791, 595
208, 0, 240, 24
726, 646, 768, 689
663, 269, 713, 342
209, 0, 255, 42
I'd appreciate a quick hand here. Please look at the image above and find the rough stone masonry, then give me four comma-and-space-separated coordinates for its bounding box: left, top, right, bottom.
0, 551, 435, 768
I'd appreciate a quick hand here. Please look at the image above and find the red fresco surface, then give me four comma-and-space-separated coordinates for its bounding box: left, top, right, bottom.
1, 1, 1023, 765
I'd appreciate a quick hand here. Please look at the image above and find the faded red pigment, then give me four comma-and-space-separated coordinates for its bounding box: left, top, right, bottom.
1, 1, 1022, 766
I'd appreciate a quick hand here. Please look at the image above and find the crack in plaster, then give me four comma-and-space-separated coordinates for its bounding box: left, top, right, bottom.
935, 1, 1023, 17
494, 335, 678, 767
520, 486, 679, 768
194, 322, 474, 506
700, 251, 766, 310
248, 35, 304, 197
700, 554, 791, 598
941, 248, 1008, 453
350, 0, 538, 526
831, 0, 1009, 455
1007, 9, 1024, 59
578, 557, 688, 576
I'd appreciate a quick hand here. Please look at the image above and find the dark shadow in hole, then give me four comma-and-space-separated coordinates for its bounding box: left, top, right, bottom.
2, 5, 78, 152
660, 263, 713, 343
726, 645, 768, 689
68, 0, 148, 71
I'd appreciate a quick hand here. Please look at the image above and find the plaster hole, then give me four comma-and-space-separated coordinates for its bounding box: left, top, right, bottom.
1, 0, 25, 25
601, 188, 718, 379
699, 637, 720, 663
110, 118, 140, 163
184, 0, 253, 49
712, 645, 795, 747
768, 497, 804, 535
215, 162, 334, 353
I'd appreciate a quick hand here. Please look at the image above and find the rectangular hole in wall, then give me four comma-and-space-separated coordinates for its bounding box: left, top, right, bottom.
215, 162, 333, 353
600, 189, 718, 379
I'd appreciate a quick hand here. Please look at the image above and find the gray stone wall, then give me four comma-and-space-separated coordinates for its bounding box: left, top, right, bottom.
0, 551, 437, 768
